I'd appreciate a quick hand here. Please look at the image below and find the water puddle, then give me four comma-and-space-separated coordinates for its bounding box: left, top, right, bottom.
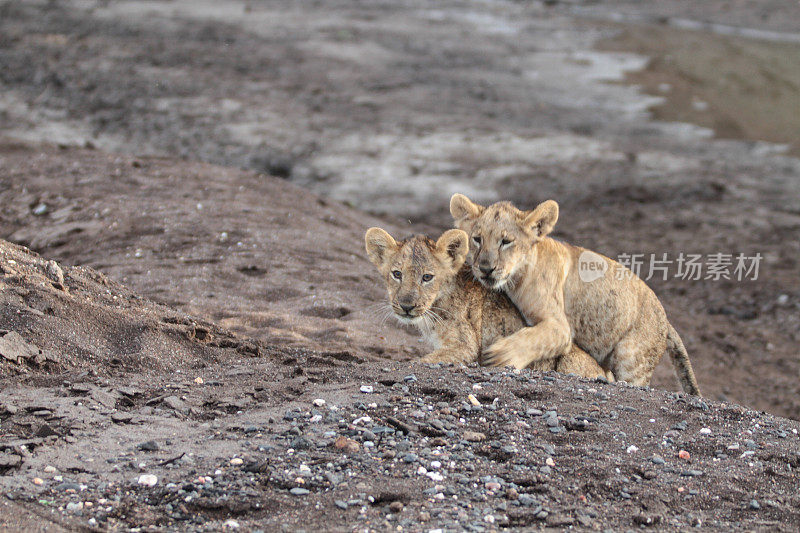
597, 22, 800, 155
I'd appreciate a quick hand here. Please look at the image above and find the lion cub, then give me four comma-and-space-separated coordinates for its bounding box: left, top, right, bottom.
365, 227, 612, 380
450, 194, 700, 395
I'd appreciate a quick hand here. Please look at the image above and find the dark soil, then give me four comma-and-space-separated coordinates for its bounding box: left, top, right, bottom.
1, 0, 799, 531
2, 239, 800, 532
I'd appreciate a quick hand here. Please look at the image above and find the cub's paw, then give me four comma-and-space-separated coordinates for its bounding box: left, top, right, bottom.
482, 338, 530, 370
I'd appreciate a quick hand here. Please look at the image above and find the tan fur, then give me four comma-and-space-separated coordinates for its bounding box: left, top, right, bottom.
450, 194, 701, 395
365, 227, 613, 380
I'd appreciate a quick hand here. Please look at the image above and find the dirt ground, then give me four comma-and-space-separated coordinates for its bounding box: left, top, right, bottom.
1, 0, 799, 531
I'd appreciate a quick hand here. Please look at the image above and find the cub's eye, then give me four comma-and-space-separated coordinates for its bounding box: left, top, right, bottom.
391, 270, 402, 280
421, 274, 434, 282
472, 236, 481, 246
501, 238, 514, 247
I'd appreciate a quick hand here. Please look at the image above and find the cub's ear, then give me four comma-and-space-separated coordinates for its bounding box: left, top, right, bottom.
435, 229, 469, 271
365, 227, 398, 268
450, 194, 484, 229
522, 200, 559, 238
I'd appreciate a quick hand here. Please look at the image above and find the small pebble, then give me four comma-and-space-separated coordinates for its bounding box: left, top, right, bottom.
230, 458, 243, 466
32, 478, 44, 486
360, 386, 374, 394
137, 474, 158, 486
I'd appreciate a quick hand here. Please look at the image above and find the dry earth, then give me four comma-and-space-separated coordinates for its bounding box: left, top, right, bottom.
1, 0, 799, 531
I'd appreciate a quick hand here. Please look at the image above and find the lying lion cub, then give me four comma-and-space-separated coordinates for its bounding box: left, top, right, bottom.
365, 227, 612, 380
450, 194, 700, 395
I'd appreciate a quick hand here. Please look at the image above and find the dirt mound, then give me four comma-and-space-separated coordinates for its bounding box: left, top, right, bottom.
0, 166, 798, 531
0, 238, 249, 378
0, 139, 426, 364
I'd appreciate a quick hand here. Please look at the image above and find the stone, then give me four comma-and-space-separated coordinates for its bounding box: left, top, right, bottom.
162, 396, 186, 413
333, 436, 360, 453
137, 474, 158, 486
111, 413, 133, 424
137, 441, 159, 452
463, 431, 486, 442
0, 331, 44, 365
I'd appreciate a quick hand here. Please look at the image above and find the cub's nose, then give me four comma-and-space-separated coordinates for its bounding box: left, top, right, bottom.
479, 265, 495, 276
400, 303, 416, 314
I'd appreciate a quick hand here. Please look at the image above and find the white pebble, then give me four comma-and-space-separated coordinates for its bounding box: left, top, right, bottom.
137, 474, 158, 486
312, 398, 326, 407
427, 471, 444, 482
626, 445, 639, 454
223, 519, 240, 529
360, 385, 374, 394
699, 428, 712, 435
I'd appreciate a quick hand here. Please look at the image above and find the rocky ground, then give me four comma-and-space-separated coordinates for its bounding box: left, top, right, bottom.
1, 0, 799, 531
2, 239, 800, 532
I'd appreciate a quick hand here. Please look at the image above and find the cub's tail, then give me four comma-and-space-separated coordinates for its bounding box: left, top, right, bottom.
666, 323, 701, 396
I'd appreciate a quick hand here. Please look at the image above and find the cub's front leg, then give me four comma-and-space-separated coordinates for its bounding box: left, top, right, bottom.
418, 322, 480, 366
483, 316, 571, 370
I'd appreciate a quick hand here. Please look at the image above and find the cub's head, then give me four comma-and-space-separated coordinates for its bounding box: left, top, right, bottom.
450, 193, 558, 290
365, 227, 468, 326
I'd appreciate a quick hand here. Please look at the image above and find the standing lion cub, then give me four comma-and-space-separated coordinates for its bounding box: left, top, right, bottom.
450, 194, 700, 395
365, 227, 613, 380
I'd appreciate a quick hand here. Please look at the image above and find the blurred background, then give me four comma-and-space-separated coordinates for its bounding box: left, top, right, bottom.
1, 0, 798, 418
